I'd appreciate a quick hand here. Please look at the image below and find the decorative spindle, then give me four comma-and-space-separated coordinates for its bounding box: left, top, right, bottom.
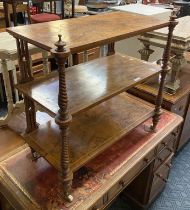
148, 11, 178, 132
51, 34, 73, 202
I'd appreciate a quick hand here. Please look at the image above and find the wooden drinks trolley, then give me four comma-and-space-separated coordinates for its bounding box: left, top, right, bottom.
6, 11, 177, 202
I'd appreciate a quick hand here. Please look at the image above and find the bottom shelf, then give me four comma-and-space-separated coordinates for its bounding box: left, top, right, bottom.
25, 93, 155, 172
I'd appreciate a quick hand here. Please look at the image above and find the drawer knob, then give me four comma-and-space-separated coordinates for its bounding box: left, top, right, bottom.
161, 142, 167, 147
92, 206, 99, 210
156, 173, 167, 183
166, 163, 172, 169
143, 157, 150, 164
158, 157, 163, 163
166, 147, 173, 153
171, 131, 177, 137
119, 180, 125, 187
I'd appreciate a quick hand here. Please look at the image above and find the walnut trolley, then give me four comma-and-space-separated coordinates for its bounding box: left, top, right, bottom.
7, 11, 177, 202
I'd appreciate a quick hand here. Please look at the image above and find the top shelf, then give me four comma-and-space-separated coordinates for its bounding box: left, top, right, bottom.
7, 11, 169, 53
16, 53, 161, 117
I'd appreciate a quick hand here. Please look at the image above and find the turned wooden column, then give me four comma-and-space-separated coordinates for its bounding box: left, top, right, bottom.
151, 13, 178, 131
138, 42, 154, 61
51, 35, 73, 202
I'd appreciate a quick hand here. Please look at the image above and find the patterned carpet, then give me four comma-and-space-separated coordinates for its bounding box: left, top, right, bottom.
109, 141, 190, 210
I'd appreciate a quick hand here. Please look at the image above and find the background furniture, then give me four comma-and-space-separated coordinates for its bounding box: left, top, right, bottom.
0, 32, 50, 127
30, 0, 62, 23
0, 108, 182, 209
110, 4, 171, 60
129, 64, 190, 152
138, 16, 190, 94
173, 0, 190, 17
1, 0, 29, 27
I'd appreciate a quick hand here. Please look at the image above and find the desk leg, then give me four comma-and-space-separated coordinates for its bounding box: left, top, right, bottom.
138, 42, 154, 61
165, 50, 186, 94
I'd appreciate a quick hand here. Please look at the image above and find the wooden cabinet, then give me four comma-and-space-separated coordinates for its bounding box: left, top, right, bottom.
122, 126, 179, 209
129, 66, 190, 152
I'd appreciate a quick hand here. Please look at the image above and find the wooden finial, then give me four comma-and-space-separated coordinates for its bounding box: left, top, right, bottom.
55, 34, 67, 52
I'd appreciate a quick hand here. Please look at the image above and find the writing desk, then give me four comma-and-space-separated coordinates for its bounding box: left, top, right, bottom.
0, 105, 182, 210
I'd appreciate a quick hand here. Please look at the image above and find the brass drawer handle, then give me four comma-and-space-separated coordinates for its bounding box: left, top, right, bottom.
156, 173, 167, 183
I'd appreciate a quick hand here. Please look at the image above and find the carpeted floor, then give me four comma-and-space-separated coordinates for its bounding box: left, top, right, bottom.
109, 141, 190, 210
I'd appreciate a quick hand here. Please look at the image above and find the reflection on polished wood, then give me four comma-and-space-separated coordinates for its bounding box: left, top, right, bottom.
25, 94, 155, 172
16, 53, 161, 117
7, 11, 169, 52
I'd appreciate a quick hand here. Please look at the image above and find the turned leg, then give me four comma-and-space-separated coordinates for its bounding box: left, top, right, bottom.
138, 42, 154, 61
51, 35, 73, 201
147, 13, 178, 132
0, 59, 14, 127
165, 50, 186, 94
107, 43, 115, 56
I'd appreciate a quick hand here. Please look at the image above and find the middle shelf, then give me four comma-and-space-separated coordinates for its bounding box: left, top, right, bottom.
25, 93, 155, 172
16, 53, 161, 117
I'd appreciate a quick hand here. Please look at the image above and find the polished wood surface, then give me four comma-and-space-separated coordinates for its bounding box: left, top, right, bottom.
7, 11, 169, 52
25, 94, 155, 172
133, 65, 190, 104
0, 111, 182, 210
16, 53, 161, 117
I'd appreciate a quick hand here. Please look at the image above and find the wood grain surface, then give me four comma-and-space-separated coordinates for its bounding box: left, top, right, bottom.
25, 94, 155, 172
16, 53, 161, 117
7, 11, 169, 52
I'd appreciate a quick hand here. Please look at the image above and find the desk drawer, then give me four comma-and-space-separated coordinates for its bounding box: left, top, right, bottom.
155, 138, 175, 170
90, 149, 155, 210
157, 128, 178, 154
171, 95, 189, 117
150, 154, 173, 202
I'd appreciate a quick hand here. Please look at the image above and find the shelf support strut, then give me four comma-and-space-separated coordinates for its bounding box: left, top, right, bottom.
51, 34, 73, 202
